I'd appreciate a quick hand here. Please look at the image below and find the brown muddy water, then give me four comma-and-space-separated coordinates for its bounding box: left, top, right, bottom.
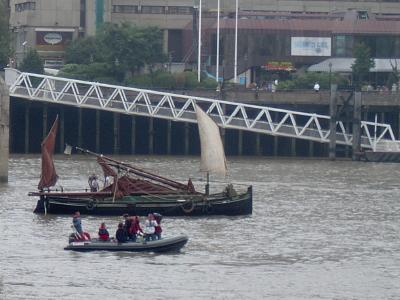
0, 155, 399, 299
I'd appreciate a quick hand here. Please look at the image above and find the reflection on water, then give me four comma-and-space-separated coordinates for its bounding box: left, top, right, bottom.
1, 154, 400, 299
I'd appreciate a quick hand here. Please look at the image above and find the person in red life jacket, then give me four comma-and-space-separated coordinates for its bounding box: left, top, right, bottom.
153, 213, 163, 240
129, 216, 143, 242
98, 222, 110, 241
116, 222, 128, 243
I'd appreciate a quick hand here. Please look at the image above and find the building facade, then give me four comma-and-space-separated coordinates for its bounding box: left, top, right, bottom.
8, 0, 400, 82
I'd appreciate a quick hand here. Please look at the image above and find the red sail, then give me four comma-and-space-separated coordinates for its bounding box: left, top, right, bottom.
37, 116, 59, 190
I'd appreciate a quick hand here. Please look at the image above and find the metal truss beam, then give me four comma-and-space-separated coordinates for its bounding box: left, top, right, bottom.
6, 69, 399, 149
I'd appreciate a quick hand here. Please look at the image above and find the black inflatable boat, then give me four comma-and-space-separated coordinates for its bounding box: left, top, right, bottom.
64, 235, 188, 253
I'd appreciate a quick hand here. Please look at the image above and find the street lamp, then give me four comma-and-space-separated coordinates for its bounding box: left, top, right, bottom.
329, 62, 332, 90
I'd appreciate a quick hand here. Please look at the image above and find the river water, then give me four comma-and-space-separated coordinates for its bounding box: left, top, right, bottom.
0, 155, 399, 299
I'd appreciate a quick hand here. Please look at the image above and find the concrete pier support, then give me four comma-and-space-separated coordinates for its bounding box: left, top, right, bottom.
42, 104, 48, 139
273, 113, 278, 156
345, 122, 350, 158
24, 103, 30, 154
255, 133, 261, 156
308, 141, 314, 157
184, 123, 189, 155
0, 77, 9, 182
220, 104, 226, 147
167, 120, 172, 155
238, 130, 243, 155
113, 112, 120, 154
148, 118, 153, 155
131, 117, 136, 154
95, 110, 100, 153
59, 109, 64, 152
273, 136, 278, 156
352, 92, 362, 160
78, 108, 82, 148
290, 138, 296, 157
329, 84, 338, 160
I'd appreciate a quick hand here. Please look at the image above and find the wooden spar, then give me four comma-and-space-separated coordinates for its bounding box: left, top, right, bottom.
76, 147, 192, 192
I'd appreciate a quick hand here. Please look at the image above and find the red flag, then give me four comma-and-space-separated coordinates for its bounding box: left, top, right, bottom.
38, 116, 59, 190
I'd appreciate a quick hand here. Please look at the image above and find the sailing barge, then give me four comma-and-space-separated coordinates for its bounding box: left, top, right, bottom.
30, 107, 252, 216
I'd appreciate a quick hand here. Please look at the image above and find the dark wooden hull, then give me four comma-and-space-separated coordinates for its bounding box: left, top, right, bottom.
33, 186, 253, 216
64, 235, 188, 252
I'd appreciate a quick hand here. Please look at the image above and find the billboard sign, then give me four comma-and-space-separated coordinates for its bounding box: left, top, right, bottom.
36, 31, 73, 51
43, 33, 63, 45
291, 37, 331, 56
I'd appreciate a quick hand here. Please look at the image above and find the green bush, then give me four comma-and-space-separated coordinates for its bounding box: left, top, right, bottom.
152, 71, 176, 89
183, 71, 198, 89
59, 63, 119, 82
199, 77, 217, 89
276, 72, 348, 91
127, 74, 153, 88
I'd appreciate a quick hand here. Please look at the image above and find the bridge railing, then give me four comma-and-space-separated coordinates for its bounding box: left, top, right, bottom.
5, 68, 398, 149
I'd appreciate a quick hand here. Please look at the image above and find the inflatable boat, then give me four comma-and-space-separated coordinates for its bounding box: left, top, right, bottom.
64, 235, 188, 253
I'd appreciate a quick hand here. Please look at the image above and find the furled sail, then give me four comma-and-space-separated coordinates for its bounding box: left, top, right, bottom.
38, 116, 59, 190
195, 105, 227, 177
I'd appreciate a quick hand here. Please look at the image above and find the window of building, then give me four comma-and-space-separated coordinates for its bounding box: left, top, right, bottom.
15, 1, 35, 12
167, 6, 193, 15
112, 5, 138, 14
357, 11, 369, 20
334, 35, 353, 57
141, 6, 165, 14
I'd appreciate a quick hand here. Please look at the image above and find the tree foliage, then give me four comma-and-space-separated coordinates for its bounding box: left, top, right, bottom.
0, 1, 10, 68
64, 23, 166, 81
351, 42, 375, 90
19, 49, 44, 74
65, 37, 103, 65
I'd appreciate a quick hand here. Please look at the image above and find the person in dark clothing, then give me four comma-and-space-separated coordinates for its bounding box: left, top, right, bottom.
123, 214, 134, 240
116, 222, 128, 243
98, 222, 110, 241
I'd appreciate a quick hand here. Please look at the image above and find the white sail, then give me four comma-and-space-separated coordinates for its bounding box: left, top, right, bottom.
195, 105, 227, 177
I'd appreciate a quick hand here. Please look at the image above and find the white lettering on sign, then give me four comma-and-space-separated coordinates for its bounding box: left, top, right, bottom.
44, 33, 63, 45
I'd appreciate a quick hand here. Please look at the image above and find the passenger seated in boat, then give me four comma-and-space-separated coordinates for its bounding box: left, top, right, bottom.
153, 213, 163, 240
72, 211, 91, 241
144, 214, 158, 241
129, 216, 143, 242
98, 222, 110, 241
116, 222, 128, 243
123, 214, 134, 240
88, 174, 99, 192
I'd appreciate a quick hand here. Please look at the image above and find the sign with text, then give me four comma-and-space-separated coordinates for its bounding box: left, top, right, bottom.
36, 31, 73, 51
262, 61, 295, 72
291, 37, 331, 56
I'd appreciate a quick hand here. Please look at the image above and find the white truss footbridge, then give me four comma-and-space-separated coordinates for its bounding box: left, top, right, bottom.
5, 68, 400, 150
